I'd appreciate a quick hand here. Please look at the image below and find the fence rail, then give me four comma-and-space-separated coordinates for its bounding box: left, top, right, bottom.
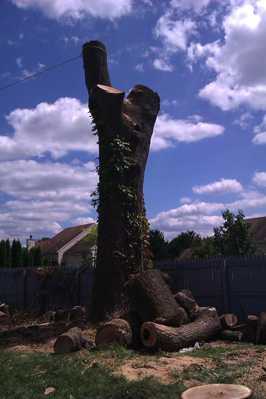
0, 255, 265, 319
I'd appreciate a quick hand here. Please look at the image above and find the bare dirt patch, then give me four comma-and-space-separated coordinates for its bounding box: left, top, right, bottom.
114, 355, 213, 384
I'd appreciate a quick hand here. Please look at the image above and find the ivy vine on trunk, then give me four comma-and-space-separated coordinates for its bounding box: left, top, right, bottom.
82, 41, 160, 321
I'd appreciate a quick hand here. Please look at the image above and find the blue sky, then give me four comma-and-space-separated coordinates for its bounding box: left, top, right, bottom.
0, 0, 266, 241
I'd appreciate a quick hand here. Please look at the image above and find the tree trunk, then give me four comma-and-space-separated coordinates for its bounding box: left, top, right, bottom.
127, 270, 188, 326
95, 318, 132, 347
242, 315, 258, 342
256, 312, 266, 344
174, 290, 199, 320
220, 313, 238, 329
82, 41, 160, 321
140, 308, 221, 351
54, 327, 84, 354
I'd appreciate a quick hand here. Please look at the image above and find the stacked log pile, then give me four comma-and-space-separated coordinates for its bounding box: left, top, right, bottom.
93, 270, 266, 352
94, 270, 222, 352
218, 312, 266, 344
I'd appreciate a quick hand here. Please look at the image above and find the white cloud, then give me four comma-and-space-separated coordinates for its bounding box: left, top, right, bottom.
155, 15, 196, 52
197, 1, 266, 110
153, 58, 173, 72
135, 63, 144, 72
253, 172, 266, 188
253, 132, 266, 144
11, 0, 132, 20
151, 113, 224, 151
193, 178, 243, 195
0, 97, 97, 161
253, 115, 266, 144
170, 0, 212, 13
150, 201, 224, 237
0, 160, 97, 240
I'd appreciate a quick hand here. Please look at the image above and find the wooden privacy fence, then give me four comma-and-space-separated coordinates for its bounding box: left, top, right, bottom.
0, 266, 94, 312
157, 255, 266, 321
0, 256, 265, 318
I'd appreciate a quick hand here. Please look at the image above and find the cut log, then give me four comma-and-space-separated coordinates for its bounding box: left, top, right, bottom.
256, 312, 266, 344
220, 313, 238, 329
54, 327, 85, 354
95, 319, 132, 348
181, 384, 252, 399
174, 290, 200, 320
127, 270, 188, 326
141, 308, 221, 351
220, 330, 243, 342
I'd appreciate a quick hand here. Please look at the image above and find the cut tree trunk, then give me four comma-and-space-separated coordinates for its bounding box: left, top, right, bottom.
181, 384, 252, 399
54, 327, 85, 354
82, 41, 160, 321
174, 290, 199, 320
95, 319, 132, 348
256, 312, 266, 344
220, 330, 243, 342
127, 270, 188, 326
220, 314, 238, 329
140, 308, 221, 351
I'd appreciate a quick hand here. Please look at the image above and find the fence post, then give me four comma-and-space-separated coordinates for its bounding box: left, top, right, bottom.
222, 258, 230, 313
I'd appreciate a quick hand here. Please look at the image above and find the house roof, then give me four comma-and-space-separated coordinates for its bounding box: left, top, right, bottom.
247, 216, 266, 241
38, 223, 95, 254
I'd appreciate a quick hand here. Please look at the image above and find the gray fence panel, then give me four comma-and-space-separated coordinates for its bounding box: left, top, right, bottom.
226, 256, 266, 320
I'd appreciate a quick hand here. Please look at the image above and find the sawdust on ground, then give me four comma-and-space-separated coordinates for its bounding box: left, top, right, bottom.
114, 355, 213, 384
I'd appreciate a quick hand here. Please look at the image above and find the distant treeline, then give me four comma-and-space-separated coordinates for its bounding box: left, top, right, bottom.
150, 210, 257, 261
0, 239, 43, 268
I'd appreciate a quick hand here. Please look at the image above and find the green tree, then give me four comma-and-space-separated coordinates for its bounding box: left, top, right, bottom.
11, 240, 23, 268
149, 229, 168, 260
168, 231, 201, 259
214, 209, 256, 256
0, 240, 6, 267
192, 236, 217, 259
5, 239, 11, 268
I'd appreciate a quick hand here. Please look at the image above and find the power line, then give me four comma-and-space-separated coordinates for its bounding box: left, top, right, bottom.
0, 54, 81, 93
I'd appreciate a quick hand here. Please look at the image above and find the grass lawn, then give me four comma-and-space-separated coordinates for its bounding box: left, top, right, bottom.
0, 344, 265, 399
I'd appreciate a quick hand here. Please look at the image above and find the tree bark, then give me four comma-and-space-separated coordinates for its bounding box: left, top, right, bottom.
54, 327, 84, 354
95, 318, 132, 347
141, 308, 221, 351
82, 41, 160, 321
127, 270, 188, 326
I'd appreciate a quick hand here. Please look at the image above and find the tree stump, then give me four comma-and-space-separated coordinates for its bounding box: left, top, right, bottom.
141, 308, 221, 351
95, 319, 132, 348
181, 384, 252, 399
54, 327, 85, 354
127, 270, 188, 326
